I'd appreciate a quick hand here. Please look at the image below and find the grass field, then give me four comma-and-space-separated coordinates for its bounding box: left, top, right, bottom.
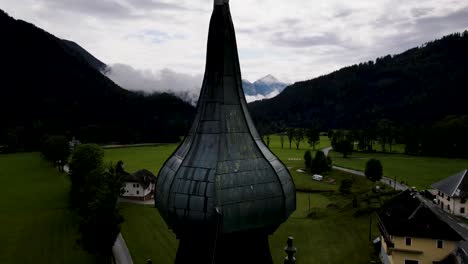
117, 169, 381, 264
330, 151, 468, 189
104, 144, 178, 175
106, 136, 386, 264
0, 153, 100, 264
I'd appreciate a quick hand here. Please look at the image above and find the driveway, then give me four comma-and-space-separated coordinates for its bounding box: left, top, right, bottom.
113, 233, 133, 264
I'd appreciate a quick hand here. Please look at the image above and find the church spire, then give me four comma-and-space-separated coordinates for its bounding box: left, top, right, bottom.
154, 2, 296, 262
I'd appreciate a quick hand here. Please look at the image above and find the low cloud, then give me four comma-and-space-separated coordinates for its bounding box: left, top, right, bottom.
245, 89, 281, 103
104, 64, 203, 105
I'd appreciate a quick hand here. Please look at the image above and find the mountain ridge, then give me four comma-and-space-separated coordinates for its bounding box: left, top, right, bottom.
249, 31, 468, 130
0, 9, 194, 150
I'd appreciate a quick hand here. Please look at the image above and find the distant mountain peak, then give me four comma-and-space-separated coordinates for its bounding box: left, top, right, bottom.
242, 75, 289, 102
255, 74, 279, 85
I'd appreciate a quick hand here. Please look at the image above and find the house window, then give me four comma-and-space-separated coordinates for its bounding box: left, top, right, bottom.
437, 240, 444, 249
461, 208, 465, 214
448, 204, 451, 211
448, 196, 451, 201
438, 191, 440, 195
137, 184, 139, 188
405, 260, 418, 264
442, 193, 444, 198
137, 190, 139, 195
405, 237, 412, 246
462, 198, 466, 204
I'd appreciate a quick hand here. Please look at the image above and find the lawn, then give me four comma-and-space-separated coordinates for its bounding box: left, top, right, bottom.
330, 151, 468, 189
0, 152, 100, 264
118, 169, 381, 264
104, 144, 178, 174
106, 137, 386, 264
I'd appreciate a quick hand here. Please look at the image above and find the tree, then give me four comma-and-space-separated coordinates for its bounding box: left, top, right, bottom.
331, 130, 354, 158
306, 128, 320, 150
41, 135, 70, 171
5, 130, 19, 153
339, 179, 353, 194
293, 128, 304, 150
286, 128, 294, 149
266, 135, 271, 147
311, 150, 329, 174
69, 144, 104, 210
304, 150, 312, 171
365, 159, 383, 183
377, 119, 395, 152
279, 133, 285, 149
69, 145, 123, 257
326, 156, 333, 171
79, 166, 123, 257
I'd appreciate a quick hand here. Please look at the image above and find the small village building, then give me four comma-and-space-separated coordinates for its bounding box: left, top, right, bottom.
377, 190, 468, 264
432, 170, 468, 218
121, 169, 156, 201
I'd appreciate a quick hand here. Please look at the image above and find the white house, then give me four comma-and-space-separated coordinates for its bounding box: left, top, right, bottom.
432, 169, 468, 218
121, 169, 156, 201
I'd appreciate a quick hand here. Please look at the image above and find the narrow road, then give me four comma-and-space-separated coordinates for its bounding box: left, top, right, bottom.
322, 147, 408, 191
113, 233, 134, 264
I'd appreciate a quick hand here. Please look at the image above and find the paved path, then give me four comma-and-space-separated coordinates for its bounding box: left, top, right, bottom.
113, 233, 134, 264
322, 147, 408, 191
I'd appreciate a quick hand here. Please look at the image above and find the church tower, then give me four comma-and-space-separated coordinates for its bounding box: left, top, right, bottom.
155, 1, 296, 262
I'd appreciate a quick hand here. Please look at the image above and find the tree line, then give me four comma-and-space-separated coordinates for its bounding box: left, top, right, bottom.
329, 115, 468, 158
263, 128, 320, 150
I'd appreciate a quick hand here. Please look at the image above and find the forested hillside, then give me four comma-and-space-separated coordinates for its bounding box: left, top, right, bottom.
249, 31, 468, 157
0, 10, 194, 151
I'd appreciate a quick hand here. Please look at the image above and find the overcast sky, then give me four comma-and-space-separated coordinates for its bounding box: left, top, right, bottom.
2, 0, 468, 84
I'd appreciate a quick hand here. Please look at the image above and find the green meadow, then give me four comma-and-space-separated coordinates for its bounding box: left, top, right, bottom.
0, 153, 100, 264
106, 136, 384, 264
117, 170, 381, 264
330, 151, 468, 189
5, 134, 462, 263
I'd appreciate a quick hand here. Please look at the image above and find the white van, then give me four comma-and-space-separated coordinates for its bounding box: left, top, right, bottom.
312, 174, 323, 181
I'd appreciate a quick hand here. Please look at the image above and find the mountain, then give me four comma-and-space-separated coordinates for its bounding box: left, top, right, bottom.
242, 75, 288, 96
61, 39, 107, 72
0, 9, 194, 150
249, 31, 468, 130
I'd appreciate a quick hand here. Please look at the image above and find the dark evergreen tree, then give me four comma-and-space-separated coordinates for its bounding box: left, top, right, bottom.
365, 159, 383, 183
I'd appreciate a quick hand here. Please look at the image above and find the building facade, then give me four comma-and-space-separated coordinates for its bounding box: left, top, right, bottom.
378, 191, 468, 264
432, 170, 468, 218
121, 169, 156, 201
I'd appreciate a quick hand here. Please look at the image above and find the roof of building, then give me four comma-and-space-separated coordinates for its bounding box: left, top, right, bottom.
155, 1, 295, 235
432, 170, 468, 197
378, 190, 467, 241
123, 169, 156, 189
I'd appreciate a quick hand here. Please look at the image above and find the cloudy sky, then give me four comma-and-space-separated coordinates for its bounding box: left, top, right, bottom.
2, 0, 468, 95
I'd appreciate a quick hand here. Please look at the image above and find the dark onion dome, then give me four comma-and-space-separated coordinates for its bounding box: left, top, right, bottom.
155, 0, 295, 236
